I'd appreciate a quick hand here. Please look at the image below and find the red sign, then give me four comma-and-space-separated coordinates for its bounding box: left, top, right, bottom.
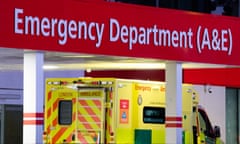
119, 99, 129, 123
0, 0, 240, 65
120, 99, 129, 109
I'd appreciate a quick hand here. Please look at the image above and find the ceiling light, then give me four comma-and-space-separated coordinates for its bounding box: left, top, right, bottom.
62, 55, 95, 58
86, 68, 92, 73
43, 65, 59, 70
54, 62, 165, 70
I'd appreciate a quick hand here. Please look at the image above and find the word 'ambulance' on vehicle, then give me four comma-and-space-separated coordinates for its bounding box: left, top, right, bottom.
43, 77, 222, 144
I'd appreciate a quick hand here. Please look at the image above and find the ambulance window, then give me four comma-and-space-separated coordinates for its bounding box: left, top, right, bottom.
143, 107, 165, 124
58, 100, 72, 125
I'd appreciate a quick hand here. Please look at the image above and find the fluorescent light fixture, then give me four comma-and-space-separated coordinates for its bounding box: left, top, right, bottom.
62, 55, 95, 58
43, 65, 59, 70
55, 62, 166, 70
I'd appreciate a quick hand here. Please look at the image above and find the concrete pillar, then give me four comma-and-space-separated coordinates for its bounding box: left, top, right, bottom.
23, 51, 44, 144
165, 62, 182, 144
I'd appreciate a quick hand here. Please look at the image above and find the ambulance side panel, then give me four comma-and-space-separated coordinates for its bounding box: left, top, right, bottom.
132, 82, 165, 144
115, 80, 134, 144
114, 79, 166, 144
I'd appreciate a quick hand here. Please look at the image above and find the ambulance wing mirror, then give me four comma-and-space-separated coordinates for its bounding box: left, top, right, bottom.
213, 125, 221, 137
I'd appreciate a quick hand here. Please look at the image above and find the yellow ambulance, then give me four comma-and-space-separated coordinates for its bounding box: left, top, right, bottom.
42, 77, 222, 144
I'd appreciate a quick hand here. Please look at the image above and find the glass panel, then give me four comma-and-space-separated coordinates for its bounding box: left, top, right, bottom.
143, 107, 165, 124
58, 100, 72, 125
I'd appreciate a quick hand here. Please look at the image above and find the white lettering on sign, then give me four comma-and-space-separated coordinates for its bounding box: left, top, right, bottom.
110, 18, 193, 50
15, 8, 23, 34
14, 8, 234, 56
197, 26, 232, 55
14, 8, 104, 47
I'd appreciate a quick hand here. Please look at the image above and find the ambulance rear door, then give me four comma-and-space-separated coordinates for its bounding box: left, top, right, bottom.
75, 87, 106, 144
45, 87, 78, 144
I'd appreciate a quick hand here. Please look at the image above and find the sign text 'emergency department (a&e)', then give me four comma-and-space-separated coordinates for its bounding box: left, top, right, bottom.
14, 8, 233, 55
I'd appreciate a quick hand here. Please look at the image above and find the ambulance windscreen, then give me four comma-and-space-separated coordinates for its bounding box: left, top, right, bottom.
143, 107, 165, 124
58, 100, 73, 125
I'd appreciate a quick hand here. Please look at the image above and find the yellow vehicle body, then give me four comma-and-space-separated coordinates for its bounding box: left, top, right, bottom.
43, 77, 222, 144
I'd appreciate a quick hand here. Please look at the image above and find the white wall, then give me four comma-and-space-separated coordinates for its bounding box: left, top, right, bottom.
193, 84, 226, 143
0, 71, 23, 105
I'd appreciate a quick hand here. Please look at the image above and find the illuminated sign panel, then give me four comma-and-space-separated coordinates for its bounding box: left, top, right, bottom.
0, 0, 239, 65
